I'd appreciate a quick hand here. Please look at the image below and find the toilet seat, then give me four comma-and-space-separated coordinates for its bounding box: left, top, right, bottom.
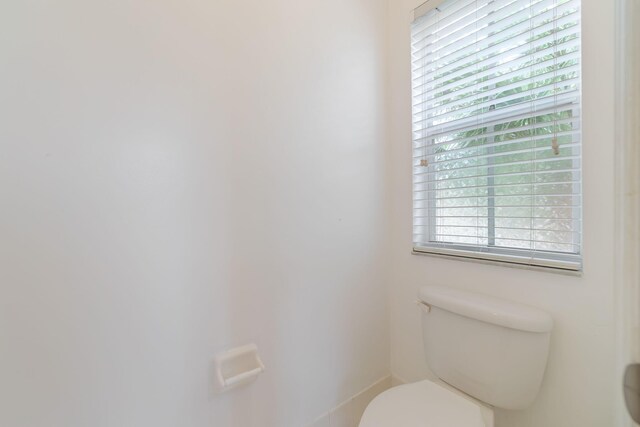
358, 380, 492, 427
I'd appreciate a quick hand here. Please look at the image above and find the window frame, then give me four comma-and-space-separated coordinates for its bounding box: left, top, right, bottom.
410, 0, 583, 272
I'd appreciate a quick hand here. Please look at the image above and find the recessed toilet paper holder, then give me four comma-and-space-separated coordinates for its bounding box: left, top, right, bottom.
213, 343, 265, 393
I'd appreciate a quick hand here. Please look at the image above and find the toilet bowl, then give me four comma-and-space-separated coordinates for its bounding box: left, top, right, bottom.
359, 285, 553, 427
359, 379, 493, 427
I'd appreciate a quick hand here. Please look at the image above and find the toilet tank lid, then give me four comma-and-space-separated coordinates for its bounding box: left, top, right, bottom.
419, 286, 553, 333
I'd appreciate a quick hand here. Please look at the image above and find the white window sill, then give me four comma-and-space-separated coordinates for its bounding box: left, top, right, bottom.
412, 246, 583, 276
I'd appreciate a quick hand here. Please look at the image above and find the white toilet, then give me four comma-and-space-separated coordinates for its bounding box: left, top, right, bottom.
359, 285, 553, 427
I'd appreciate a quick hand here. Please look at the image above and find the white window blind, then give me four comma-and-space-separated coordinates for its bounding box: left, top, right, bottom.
411, 0, 582, 270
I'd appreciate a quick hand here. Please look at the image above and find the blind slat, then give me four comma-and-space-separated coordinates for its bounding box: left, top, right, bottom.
415, 182, 580, 193
413, 118, 579, 148
413, 99, 579, 137
411, 18, 580, 81
412, 2, 579, 67
414, 167, 580, 186
413, 155, 581, 178
413, 142, 580, 167
413, 0, 569, 37
414, 77, 580, 125
415, 224, 580, 233
413, 233, 581, 246
413, 62, 580, 114
413, 128, 579, 156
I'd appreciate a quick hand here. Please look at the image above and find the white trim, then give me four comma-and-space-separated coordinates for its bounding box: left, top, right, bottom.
413, 245, 582, 271
614, 0, 640, 423
390, 374, 410, 386
306, 376, 392, 427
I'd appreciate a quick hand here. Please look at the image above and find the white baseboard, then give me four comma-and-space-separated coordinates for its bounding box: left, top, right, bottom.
307, 376, 392, 427
390, 374, 408, 387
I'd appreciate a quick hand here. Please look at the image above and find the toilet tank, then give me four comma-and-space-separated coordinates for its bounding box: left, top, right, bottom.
419, 285, 553, 410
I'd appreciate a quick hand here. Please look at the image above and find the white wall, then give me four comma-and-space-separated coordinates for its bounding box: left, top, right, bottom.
0, 1, 390, 426
386, 0, 617, 426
